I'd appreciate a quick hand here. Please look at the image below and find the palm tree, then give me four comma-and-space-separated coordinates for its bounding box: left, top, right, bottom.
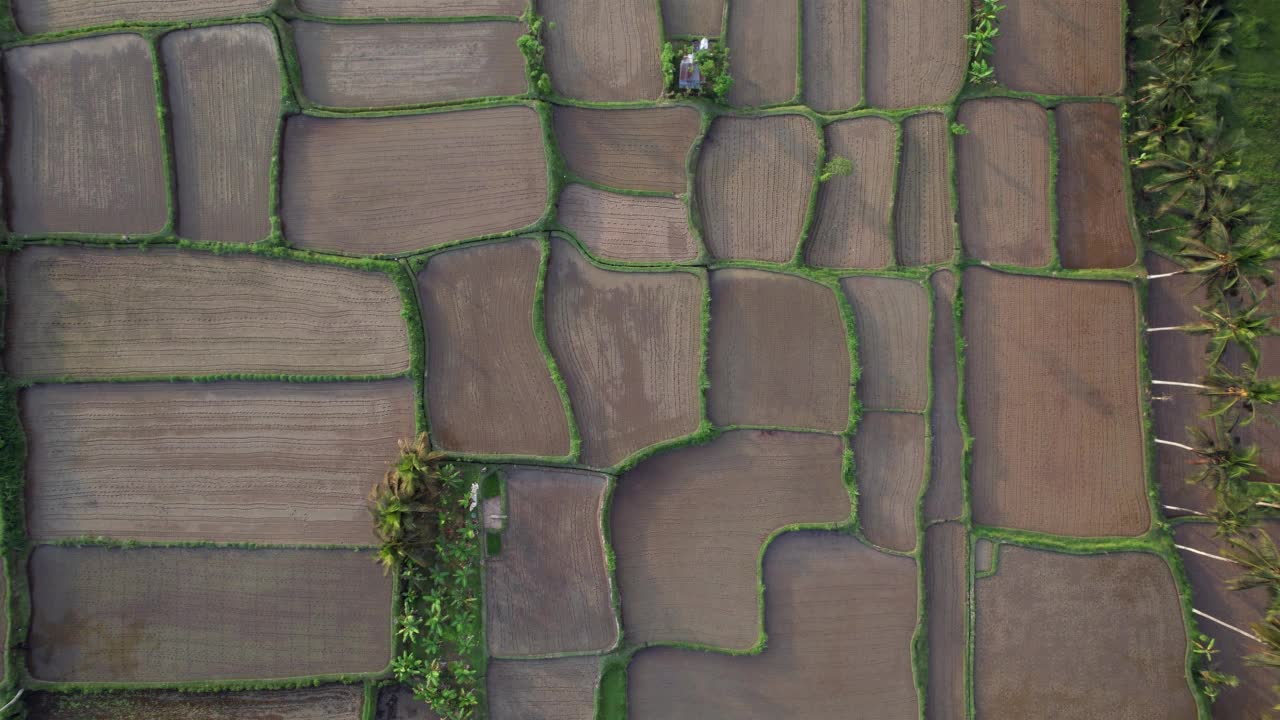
1167, 220, 1279, 299
1225, 530, 1280, 615
1132, 45, 1232, 120
1155, 425, 1264, 508
1147, 298, 1275, 366
1137, 121, 1243, 220
1152, 366, 1280, 425
1132, 0, 1231, 64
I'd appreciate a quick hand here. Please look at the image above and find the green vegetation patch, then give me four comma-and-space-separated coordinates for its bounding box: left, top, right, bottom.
661, 38, 731, 103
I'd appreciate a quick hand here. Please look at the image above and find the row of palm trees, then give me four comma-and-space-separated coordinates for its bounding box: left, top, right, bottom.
1132, 0, 1280, 706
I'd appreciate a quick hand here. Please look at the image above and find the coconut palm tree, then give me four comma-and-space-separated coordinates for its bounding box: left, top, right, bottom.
1152, 366, 1280, 425
1155, 425, 1264, 508
1226, 530, 1280, 613
1137, 121, 1244, 220
1147, 298, 1275, 366
1133, 0, 1231, 64
1155, 220, 1280, 299
1132, 44, 1233, 119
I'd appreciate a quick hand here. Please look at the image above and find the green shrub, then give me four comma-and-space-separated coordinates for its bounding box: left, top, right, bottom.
518, 10, 552, 97
662, 40, 733, 103
486, 532, 502, 555
965, 0, 1004, 84
480, 472, 502, 500
819, 156, 853, 183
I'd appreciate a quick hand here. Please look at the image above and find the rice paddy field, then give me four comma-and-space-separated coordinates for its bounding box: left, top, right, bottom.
0, 0, 1273, 718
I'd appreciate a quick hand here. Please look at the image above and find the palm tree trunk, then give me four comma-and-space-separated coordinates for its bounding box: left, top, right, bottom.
1193, 608, 1262, 643
0, 689, 22, 714
1152, 380, 1209, 389
1147, 326, 1187, 333
1148, 270, 1186, 280
1256, 501, 1280, 511
1163, 504, 1207, 516
1155, 438, 1196, 452
1174, 544, 1238, 564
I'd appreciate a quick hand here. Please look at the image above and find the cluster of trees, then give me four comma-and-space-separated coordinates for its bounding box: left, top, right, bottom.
1133, 0, 1280, 706
370, 435, 482, 719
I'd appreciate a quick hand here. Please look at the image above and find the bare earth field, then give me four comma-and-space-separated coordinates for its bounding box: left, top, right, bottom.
924, 270, 965, 521
965, 267, 1149, 536
553, 106, 700, 193
485, 467, 616, 657
853, 412, 925, 552
557, 185, 698, 263
975, 547, 1196, 719
974, 538, 995, 574
291, 20, 526, 107
841, 276, 930, 411
26, 686, 364, 720
725, 0, 797, 106
281, 106, 547, 253
22, 380, 413, 544
6, 34, 166, 235
541, 0, 663, 102
697, 115, 818, 262
895, 113, 955, 265
1174, 522, 1277, 719
1146, 255, 1218, 513
611, 431, 849, 648
418, 238, 571, 457
805, 117, 897, 268
5, 246, 410, 379
707, 269, 850, 431
957, 98, 1053, 267
661, 0, 722, 36
864, 0, 966, 108
628, 531, 918, 719
12, 0, 271, 33
802, 0, 861, 112
925, 523, 967, 720
487, 657, 597, 720
992, 0, 1124, 96
296, 0, 525, 17
1056, 102, 1136, 269
162, 24, 280, 244
544, 238, 703, 468
27, 546, 391, 682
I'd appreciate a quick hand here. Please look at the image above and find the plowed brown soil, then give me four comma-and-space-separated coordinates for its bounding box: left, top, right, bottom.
803, 0, 861, 112
163, 24, 280, 244
1174, 522, 1277, 720
544, 238, 702, 467
896, 113, 955, 265
487, 657, 598, 720
992, 0, 1124, 96
975, 547, 1196, 720
805, 117, 896, 268
628, 531, 917, 719
542, 0, 663, 101
1057, 103, 1136, 268
974, 539, 995, 573
22, 380, 413, 544
5, 247, 410, 379
864, 0, 966, 108
553, 106, 700, 193
611, 431, 849, 648
708, 269, 850, 430
291, 21, 525, 107
486, 467, 616, 656
697, 115, 818, 262
27, 546, 392, 682
854, 412, 925, 552
924, 270, 965, 521
661, 0, 722, 36
26, 687, 364, 719
297, 0, 524, 16
957, 99, 1052, 266
13, 0, 271, 33
726, 0, 797, 106
418, 238, 570, 457
282, 106, 547, 253
925, 523, 967, 720
964, 267, 1149, 536
7, 34, 166, 235
842, 276, 930, 411
557, 185, 698, 262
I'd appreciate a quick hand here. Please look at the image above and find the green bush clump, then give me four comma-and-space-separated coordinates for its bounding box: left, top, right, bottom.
518, 10, 553, 96
480, 472, 502, 500
370, 435, 482, 719
965, 0, 1004, 84
662, 40, 732, 103
486, 531, 502, 555
818, 156, 853, 183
